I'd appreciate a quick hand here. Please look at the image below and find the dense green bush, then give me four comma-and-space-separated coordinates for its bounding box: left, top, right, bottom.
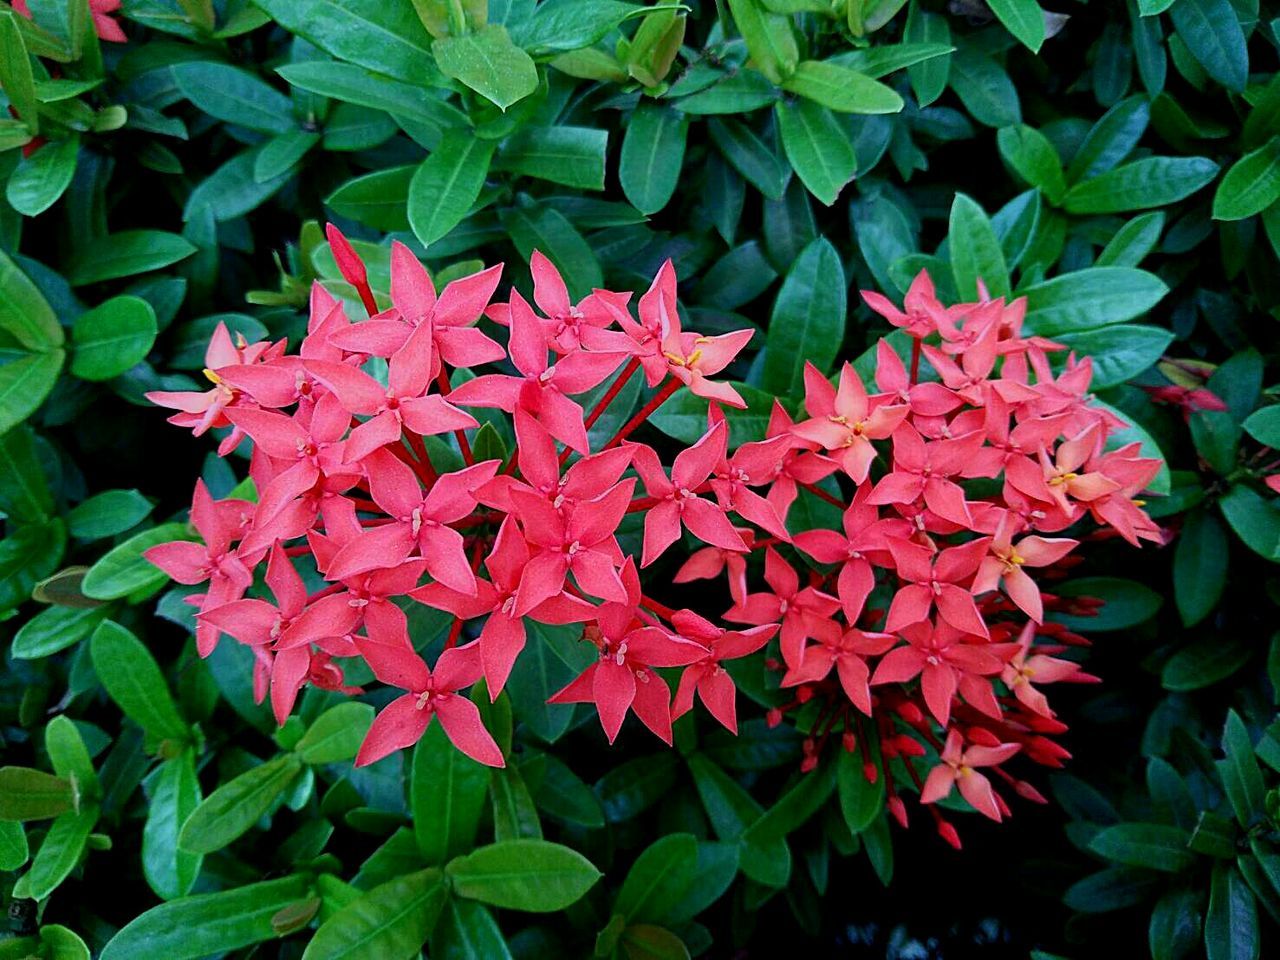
1, 0, 1278, 957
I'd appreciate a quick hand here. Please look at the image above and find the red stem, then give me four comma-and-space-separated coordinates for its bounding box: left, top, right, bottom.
436, 367, 474, 466
602, 378, 680, 450
909, 338, 922, 386
562, 357, 643, 466
800, 481, 846, 510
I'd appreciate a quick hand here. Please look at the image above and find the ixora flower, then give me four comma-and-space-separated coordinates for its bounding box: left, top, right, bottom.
148, 228, 1162, 845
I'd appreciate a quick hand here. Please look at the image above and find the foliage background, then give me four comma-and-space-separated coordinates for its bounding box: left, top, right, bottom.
1, 0, 1279, 957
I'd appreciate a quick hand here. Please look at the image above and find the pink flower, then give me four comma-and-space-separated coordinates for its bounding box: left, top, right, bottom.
860, 270, 959, 340
670, 610, 776, 733
884, 537, 992, 638
792, 362, 908, 483
629, 421, 747, 566
449, 289, 624, 453
920, 730, 1020, 821
972, 519, 1077, 622
870, 618, 1006, 726
781, 624, 896, 715
725, 547, 839, 669
355, 640, 504, 767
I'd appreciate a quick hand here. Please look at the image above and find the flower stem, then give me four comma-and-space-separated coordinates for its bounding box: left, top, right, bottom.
602, 378, 680, 450
436, 367, 474, 466
909, 338, 922, 386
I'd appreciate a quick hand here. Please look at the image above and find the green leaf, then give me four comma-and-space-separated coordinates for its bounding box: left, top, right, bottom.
948, 192, 1010, 300
996, 125, 1065, 203
1219, 710, 1266, 829
412, 720, 489, 864
727, 0, 798, 84
90, 620, 190, 742
26, 803, 98, 899
184, 148, 294, 224
1213, 139, 1280, 221
780, 60, 903, 114
100, 875, 313, 960
432, 899, 511, 960
618, 925, 690, 960
511, 0, 644, 56
707, 118, 788, 199
172, 61, 295, 134
408, 133, 496, 247
6, 135, 78, 217
0, 12, 38, 135
1095, 212, 1165, 267
1219, 484, 1280, 562
1052, 577, 1163, 631
1162, 636, 1251, 691
761, 237, 845, 399
1055, 325, 1173, 389
0, 767, 74, 821
179, 755, 303, 854
296, 702, 374, 764
39, 925, 89, 960
1064, 866, 1163, 913
1063, 156, 1220, 214
433, 25, 538, 111
501, 205, 601, 298
1150, 886, 1203, 960
1090, 823, 1196, 873
651, 382, 776, 445
676, 69, 778, 115
948, 47, 1020, 128
70, 295, 158, 381
775, 99, 856, 206
276, 62, 467, 134
0, 247, 61, 349
1066, 96, 1150, 184
0, 349, 65, 435
143, 751, 203, 900
68, 489, 154, 540
303, 869, 446, 960
446, 839, 602, 912
904, 4, 951, 107
1205, 863, 1259, 960
82, 522, 195, 601
614, 833, 698, 925
837, 742, 885, 833
1173, 508, 1227, 627
1168, 0, 1248, 93
495, 126, 609, 191
66, 231, 197, 286
988, 0, 1045, 51
0, 821, 28, 870
12, 605, 109, 660
254, 129, 320, 182
0, 424, 51, 522
490, 764, 541, 841
1022, 267, 1168, 336
326, 166, 415, 233
620, 104, 687, 215
1243, 407, 1280, 447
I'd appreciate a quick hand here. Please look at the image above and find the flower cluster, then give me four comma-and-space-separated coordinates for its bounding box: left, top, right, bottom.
146, 227, 1162, 843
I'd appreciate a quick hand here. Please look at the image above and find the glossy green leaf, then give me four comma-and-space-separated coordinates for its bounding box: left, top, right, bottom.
446, 839, 602, 912
1205, 863, 1259, 960
1173, 508, 1228, 627
997, 124, 1065, 202
1055, 325, 1173, 389
1168, 0, 1248, 93
70, 295, 158, 381
142, 751, 203, 900
1064, 156, 1220, 214
1212, 139, 1280, 221
988, 0, 1045, 51
433, 25, 538, 111
90, 620, 190, 742
408, 133, 496, 247
620, 104, 687, 215
0, 247, 61, 349
0, 767, 74, 821
761, 237, 845, 398
66, 231, 197, 286
412, 720, 489, 864
0, 349, 64, 435
948, 192, 1009, 300
172, 61, 295, 134
326, 166, 415, 232
68, 489, 154, 540
1219, 484, 1280, 562
1090, 823, 1196, 873
303, 869, 446, 960
781, 60, 903, 114
614, 833, 698, 924
775, 99, 856, 206
495, 126, 609, 191
82, 523, 195, 601
6, 136, 78, 217
707, 118, 788, 199
179, 755, 303, 854
1219, 710, 1266, 828
100, 875, 313, 960
296, 702, 374, 765
1022, 267, 1167, 335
